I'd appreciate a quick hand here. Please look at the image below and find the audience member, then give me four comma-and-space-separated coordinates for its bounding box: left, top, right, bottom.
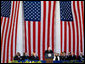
21, 52, 30, 60
14, 52, 22, 60
30, 52, 39, 61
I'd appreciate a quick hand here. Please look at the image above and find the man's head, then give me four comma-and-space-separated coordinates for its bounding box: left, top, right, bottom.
48, 47, 51, 51
80, 52, 83, 56
16, 52, 21, 56
33, 52, 36, 56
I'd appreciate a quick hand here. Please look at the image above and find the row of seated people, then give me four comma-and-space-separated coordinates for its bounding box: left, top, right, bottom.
13, 47, 84, 61
54, 52, 84, 61
45, 47, 84, 61
13, 52, 39, 61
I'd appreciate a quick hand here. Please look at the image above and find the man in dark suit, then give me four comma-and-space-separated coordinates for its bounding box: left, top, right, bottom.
67, 52, 73, 60
71, 52, 77, 60
21, 52, 30, 60
45, 47, 53, 54
77, 52, 84, 60
14, 52, 22, 60
30, 52, 39, 61
60, 52, 66, 61
55, 53, 60, 61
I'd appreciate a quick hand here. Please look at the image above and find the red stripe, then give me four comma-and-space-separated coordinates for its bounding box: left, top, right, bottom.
68, 22, 71, 52
52, 1, 56, 52
28, 22, 31, 56
38, 22, 41, 60
1, 17, 3, 26
6, 1, 15, 62
64, 22, 67, 53
77, 1, 83, 53
24, 22, 27, 53
3, 18, 10, 63
47, 1, 51, 49
42, 1, 46, 60
11, 1, 18, 61
81, 1, 84, 36
33, 22, 36, 53
15, 1, 20, 55
73, 1, 79, 56
1, 18, 6, 54
72, 22, 75, 54
60, 21, 62, 53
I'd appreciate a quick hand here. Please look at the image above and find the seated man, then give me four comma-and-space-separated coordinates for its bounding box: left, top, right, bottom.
21, 52, 30, 60
55, 53, 60, 61
67, 52, 72, 60
14, 52, 22, 60
77, 52, 84, 60
30, 52, 39, 61
60, 52, 66, 61
71, 52, 77, 60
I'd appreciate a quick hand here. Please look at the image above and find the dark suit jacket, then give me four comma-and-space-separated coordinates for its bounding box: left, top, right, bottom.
14, 55, 22, 60
21, 56, 30, 60
45, 50, 53, 54
60, 56, 66, 60
72, 55, 77, 60
30, 56, 39, 61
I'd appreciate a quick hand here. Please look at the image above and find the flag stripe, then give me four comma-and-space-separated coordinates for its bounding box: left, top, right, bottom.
52, 1, 56, 52
38, 22, 41, 60
28, 21, 31, 56
24, 22, 27, 53
68, 22, 71, 52
47, 1, 51, 49
33, 22, 36, 53
42, 1, 46, 60
1, 17, 3, 26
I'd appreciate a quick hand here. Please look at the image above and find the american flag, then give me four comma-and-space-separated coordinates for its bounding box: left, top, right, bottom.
1, 1, 20, 63
23, 1, 56, 60
60, 1, 84, 56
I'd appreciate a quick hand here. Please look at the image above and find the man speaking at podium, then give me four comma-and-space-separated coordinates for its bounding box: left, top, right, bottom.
45, 47, 54, 63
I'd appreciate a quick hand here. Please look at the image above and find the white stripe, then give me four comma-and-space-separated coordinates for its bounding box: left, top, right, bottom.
70, 22, 73, 53
40, 1, 43, 60
62, 21, 64, 52
1, 18, 5, 35
26, 22, 29, 55
50, 1, 53, 49
30, 21, 33, 54
67, 22, 69, 55
79, 1, 84, 55
45, 1, 48, 50
1, 18, 8, 63
71, 1, 77, 55
35, 22, 38, 55
75, 1, 81, 55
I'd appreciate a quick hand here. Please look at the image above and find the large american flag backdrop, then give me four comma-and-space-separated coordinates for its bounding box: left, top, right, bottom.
1, 1, 84, 63
1, 1, 20, 63
60, 1, 84, 56
23, 1, 56, 60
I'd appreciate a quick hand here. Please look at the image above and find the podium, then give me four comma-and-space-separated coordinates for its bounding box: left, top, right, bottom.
45, 53, 54, 63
